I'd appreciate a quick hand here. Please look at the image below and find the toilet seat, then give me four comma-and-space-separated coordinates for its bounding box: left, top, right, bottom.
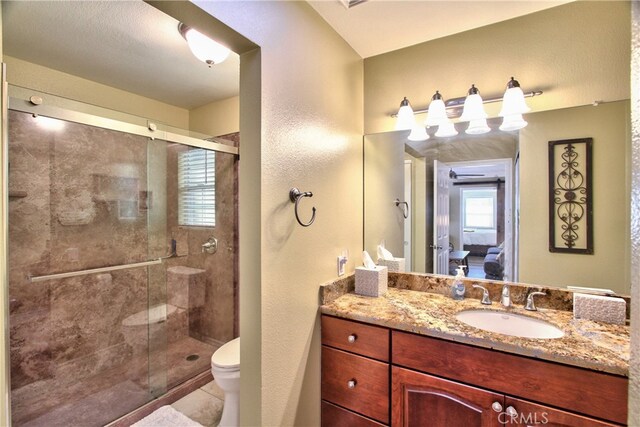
211, 337, 240, 370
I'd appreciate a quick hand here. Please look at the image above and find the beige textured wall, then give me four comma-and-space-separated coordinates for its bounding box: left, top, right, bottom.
364, 1, 630, 134
364, 133, 405, 258
629, 2, 639, 424
519, 101, 630, 293
189, 96, 239, 136
193, 2, 363, 426
4, 56, 189, 129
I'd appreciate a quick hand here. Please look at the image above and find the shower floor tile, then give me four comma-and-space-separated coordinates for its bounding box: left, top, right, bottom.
11, 337, 215, 427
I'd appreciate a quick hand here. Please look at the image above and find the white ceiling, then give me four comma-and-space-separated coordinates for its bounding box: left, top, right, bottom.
2, 1, 240, 110
2, 1, 571, 111
308, 0, 572, 58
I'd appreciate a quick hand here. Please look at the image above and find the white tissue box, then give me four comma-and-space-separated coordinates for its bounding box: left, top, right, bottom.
377, 257, 406, 273
573, 293, 626, 325
355, 266, 388, 297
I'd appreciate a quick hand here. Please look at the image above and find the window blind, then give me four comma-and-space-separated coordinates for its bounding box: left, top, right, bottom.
178, 149, 216, 227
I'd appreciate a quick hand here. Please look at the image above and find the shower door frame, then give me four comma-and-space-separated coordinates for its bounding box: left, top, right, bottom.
3, 85, 240, 424
7, 93, 239, 157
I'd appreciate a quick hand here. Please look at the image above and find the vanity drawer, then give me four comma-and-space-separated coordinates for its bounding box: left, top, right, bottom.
321, 401, 386, 427
321, 346, 389, 424
321, 315, 389, 361
392, 331, 628, 425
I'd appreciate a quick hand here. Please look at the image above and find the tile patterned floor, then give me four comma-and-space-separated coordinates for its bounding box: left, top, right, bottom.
171, 381, 224, 427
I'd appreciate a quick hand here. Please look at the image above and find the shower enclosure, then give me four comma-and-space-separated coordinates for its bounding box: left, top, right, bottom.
6, 89, 238, 426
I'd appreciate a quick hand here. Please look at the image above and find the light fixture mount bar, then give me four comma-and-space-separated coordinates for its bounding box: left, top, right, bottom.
390, 90, 543, 118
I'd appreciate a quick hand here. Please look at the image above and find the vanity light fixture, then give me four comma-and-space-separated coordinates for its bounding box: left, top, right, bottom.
178, 23, 230, 67
459, 85, 487, 121
466, 119, 491, 135
425, 91, 450, 127
395, 97, 416, 131
499, 77, 530, 131
435, 121, 458, 138
459, 84, 490, 135
499, 113, 528, 132
392, 78, 541, 139
499, 77, 531, 117
408, 125, 429, 141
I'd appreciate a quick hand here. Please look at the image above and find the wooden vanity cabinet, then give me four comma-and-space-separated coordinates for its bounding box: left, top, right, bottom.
321, 316, 627, 426
321, 316, 390, 426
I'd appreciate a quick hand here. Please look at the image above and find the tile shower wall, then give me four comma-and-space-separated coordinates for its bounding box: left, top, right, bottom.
165, 132, 239, 346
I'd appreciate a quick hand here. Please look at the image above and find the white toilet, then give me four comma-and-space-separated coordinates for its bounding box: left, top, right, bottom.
211, 337, 240, 427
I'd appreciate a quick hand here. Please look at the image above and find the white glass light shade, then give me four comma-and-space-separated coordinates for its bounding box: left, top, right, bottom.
499, 78, 531, 117
459, 92, 487, 122
395, 97, 416, 131
425, 91, 449, 127
185, 28, 231, 65
465, 119, 491, 135
435, 122, 458, 138
499, 114, 528, 131
408, 125, 429, 141
425, 98, 449, 127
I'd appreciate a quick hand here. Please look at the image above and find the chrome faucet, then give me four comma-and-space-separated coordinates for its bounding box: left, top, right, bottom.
501, 284, 511, 307
525, 291, 547, 311
472, 285, 492, 305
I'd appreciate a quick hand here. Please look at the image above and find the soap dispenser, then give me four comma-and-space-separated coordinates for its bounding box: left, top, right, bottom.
451, 266, 466, 300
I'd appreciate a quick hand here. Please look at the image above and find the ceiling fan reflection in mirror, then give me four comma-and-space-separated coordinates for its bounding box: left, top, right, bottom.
449, 169, 486, 179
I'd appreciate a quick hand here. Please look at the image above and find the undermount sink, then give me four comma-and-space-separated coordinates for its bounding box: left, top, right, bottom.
455, 309, 565, 339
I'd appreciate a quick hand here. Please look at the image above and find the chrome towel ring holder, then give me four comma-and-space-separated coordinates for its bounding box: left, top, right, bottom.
395, 198, 409, 219
290, 188, 316, 227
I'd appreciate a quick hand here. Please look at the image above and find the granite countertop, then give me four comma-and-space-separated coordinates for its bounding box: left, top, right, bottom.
320, 287, 630, 376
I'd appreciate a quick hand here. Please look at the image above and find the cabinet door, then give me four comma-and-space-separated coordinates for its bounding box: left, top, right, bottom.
503, 397, 622, 427
392, 367, 502, 427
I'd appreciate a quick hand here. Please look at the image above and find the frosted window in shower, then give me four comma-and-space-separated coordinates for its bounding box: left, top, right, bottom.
178, 149, 216, 227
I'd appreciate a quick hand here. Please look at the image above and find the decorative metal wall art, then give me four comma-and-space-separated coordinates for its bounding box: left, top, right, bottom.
548, 138, 593, 254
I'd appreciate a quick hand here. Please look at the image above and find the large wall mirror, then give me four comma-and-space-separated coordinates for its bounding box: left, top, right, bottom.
365, 100, 630, 294
363, 1, 630, 295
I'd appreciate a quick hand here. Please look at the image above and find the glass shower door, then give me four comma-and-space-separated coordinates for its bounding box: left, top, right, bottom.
7, 109, 164, 426
6, 90, 238, 426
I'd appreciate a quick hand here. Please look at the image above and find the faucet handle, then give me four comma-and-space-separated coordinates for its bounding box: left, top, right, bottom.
525, 291, 546, 311
472, 285, 492, 305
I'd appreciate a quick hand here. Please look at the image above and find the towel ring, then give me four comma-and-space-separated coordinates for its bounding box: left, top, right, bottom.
290, 188, 316, 227
395, 199, 409, 219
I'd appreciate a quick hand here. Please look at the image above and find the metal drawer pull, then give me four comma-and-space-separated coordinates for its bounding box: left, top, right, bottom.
491, 402, 503, 412
347, 334, 357, 343
506, 406, 518, 417
347, 379, 357, 389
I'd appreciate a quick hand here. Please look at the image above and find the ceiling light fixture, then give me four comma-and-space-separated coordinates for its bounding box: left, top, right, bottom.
178, 23, 230, 67
395, 97, 416, 131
